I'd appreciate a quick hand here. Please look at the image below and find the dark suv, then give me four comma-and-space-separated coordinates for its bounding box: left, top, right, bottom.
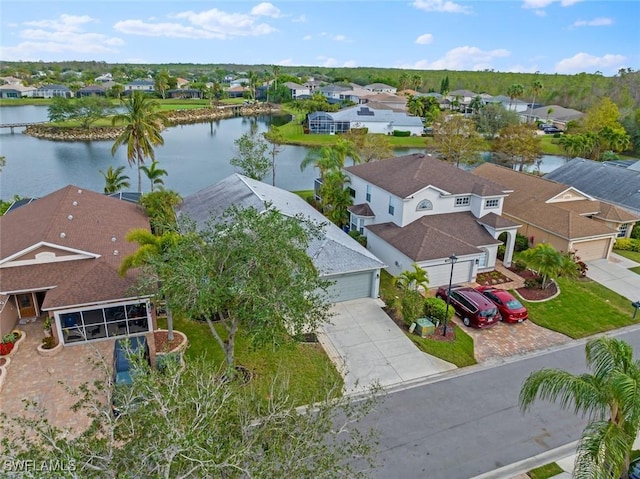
112, 336, 150, 415
436, 285, 501, 328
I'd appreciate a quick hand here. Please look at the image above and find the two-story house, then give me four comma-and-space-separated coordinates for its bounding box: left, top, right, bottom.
344, 153, 521, 286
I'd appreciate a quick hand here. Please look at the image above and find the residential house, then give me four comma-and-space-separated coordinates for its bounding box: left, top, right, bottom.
526, 104, 583, 128
0, 84, 37, 99
76, 84, 107, 97
284, 81, 311, 99
124, 79, 155, 92
473, 163, 638, 261
34, 84, 72, 99
168, 88, 202, 99
176, 174, 386, 302
344, 153, 521, 286
484, 95, 530, 113
176, 77, 190, 89
359, 93, 408, 111
230, 78, 250, 88
319, 84, 350, 103
364, 83, 397, 94
0, 186, 156, 349
303, 79, 324, 92
94, 73, 113, 83
306, 105, 423, 135
225, 85, 246, 98
545, 158, 640, 217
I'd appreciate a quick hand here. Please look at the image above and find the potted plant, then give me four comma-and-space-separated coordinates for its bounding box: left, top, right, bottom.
43, 317, 52, 337
0, 332, 18, 356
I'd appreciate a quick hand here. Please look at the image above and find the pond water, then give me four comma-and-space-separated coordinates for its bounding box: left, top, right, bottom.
0, 105, 571, 200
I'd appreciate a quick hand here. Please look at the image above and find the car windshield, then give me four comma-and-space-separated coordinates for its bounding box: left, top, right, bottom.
505, 299, 524, 309
479, 308, 498, 318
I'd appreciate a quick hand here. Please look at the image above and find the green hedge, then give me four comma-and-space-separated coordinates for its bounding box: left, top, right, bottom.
392, 130, 411, 137
424, 297, 454, 326
614, 238, 640, 252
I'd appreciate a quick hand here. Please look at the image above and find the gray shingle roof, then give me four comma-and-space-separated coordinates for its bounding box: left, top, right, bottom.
545, 158, 640, 215
176, 175, 385, 276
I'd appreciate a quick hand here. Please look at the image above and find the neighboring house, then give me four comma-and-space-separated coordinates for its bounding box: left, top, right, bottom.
303, 79, 324, 92
319, 84, 350, 102
94, 73, 113, 83
447, 89, 478, 109
0, 186, 156, 348
284, 81, 311, 99
344, 153, 521, 286
225, 85, 246, 98
484, 95, 529, 113
545, 158, 640, 217
527, 104, 584, 127
306, 105, 423, 135
124, 79, 155, 92
473, 163, 638, 261
167, 88, 202, 99
176, 174, 386, 302
0, 76, 24, 85
364, 83, 397, 94
359, 93, 408, 111
76, 84, 107, 97
176, 77, 190, 88
0, 84, 36, 99
230, 78, 250, 88
34, 84, 72, 99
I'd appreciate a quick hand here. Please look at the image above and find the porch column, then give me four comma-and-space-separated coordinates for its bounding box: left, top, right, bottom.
503, 231, 516, 268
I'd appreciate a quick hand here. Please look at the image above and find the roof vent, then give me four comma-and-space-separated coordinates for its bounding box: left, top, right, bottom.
77, 189, 83, 194
113, 250, 119, 256
68, 214, 73, 220
111, 235, 117, 242
72, 201, 78, 206
60, 232, 66, 238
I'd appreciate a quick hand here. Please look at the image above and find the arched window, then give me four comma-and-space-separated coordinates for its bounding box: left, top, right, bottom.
416, 199, 433, 211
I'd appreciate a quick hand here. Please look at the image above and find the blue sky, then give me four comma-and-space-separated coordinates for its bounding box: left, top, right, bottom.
1, 1, 638, 76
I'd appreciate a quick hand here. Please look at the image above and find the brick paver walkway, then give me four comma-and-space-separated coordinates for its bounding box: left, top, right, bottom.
0, 321, 114, 437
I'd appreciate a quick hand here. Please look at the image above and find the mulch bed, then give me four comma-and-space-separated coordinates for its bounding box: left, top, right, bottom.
475, 270, 512, 286
154, 330, 186, 353
516, 283, 558, 301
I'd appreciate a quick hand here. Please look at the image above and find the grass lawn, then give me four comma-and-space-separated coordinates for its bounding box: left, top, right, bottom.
157, 315, 343, 406
524, 277, 636, 339
527, 462, 564, 479
379, 270, 476, 367
613, 249, 640, 264
631, 266, 640, 275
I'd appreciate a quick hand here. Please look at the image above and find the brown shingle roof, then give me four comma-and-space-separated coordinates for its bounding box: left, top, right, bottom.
345, 153, 509, 199
348, 203, 376, 217
477, 212, 521, 229
367, 212, 500, 261
0, 185, 150, 309
472, 164, 621, 240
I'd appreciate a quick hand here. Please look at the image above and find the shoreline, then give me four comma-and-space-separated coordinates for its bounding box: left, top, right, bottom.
23, 104, 282, 142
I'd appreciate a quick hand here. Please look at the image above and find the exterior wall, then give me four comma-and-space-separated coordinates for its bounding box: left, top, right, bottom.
515, 222, 570, 253
0, 298, 19, 336
366, 232, 414, 277
348, 175, 403, 227
349, 120, 422, 136
475, 197, 504, 218
417, 256, 477, 287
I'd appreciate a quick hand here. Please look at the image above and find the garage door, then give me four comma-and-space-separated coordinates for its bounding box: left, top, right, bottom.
326, 272, 374, 302
572, 238, 611, 261
422, 261, 473, 288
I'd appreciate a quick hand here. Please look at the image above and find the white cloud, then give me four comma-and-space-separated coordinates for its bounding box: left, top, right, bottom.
555, 52, 626, 74
318, 32, 348, 41
412, 0, 472, 14
332, 34, 347, 41
316, 56, 358, 68
276, 58, 294, 66
115, 7, 278, 40
250, 2, 281, 18
400, 46, 510, 71
522, 0, 582, 8
291, 14, 307, 23
415, 33, 434, 45
572, 17, 613, 27
0, 14, 124, 61
303, 34, 312, 41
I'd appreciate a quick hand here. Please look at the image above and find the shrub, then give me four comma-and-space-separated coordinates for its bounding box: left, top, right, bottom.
348, 229, 367, 247
424, 297, 454, 326
497, 244, 505, 260
41, 336, 57, 350
401, 290, 425, 326
631, 224, 640, 240
392, 130, 411, 137
512, 259, 528, 272
524, 276, 543, 289
515, 233, 530, 252
614, 238, 640, 251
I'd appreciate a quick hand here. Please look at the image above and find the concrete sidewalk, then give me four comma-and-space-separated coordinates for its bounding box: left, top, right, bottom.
318, 298, 456, 394
586, 252, 640, 302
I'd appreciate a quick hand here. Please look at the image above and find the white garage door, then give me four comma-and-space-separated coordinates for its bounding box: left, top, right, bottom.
326, 272, 374, 302
422, 261, 473, 288
572, 238, 611, 261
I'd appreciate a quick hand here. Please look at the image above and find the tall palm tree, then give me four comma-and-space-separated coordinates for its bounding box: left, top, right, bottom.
140, 160, 168, 192
469, 95, 484, 115
99, 165, 130, 194
272, 65, 281, 90
300, 138, 361, 177
507, 84, 524, 111
111, 91, 169, 193
520, 337, 640, 479
528, 80, 543, 122
519, 243, 578, 288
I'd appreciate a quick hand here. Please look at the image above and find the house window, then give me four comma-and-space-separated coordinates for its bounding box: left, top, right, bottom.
388, 196, 395, 215
348, 187, 356, 199
416, 199, 433, 211
455, 196, 470, 207
485, 199, 499, 209
618, 223, 629, 238
477, 251, 488, 268
366, 185, 371, 202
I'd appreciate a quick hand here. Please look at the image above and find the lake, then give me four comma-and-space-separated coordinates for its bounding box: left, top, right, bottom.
0, 106, 570, 200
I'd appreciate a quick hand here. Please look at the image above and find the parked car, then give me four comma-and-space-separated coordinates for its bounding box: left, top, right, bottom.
112, 335, 150, 416
538, 123, 553, 130
435, 285, 501, 328
630, 456, 640, 479
476, 286, 528, 323
543, 126, 563, 134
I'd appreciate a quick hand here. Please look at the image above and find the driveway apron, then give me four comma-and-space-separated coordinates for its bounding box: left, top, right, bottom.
586, 252, 640, 302
318, 299, 456, 394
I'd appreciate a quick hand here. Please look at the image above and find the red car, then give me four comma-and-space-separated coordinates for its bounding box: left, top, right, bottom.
476, 286, 528, 323
435, 285, 501, 328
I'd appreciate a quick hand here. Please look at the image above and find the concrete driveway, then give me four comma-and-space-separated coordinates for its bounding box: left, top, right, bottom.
318, 298, 456, 394
586, 252, 640, 302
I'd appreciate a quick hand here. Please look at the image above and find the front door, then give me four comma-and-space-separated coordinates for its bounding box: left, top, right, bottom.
16, 293, 36, 318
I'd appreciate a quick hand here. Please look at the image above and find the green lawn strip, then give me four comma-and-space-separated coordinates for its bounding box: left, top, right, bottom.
613, 249, 640, 264
157, 315, 343, 406
630, 266, 640, 275
523, 277, 636, 339
406, 326, 476, 367
527, 462, 564, 479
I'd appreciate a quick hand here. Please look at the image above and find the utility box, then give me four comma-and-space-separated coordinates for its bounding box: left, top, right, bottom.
414, 318, 435, 338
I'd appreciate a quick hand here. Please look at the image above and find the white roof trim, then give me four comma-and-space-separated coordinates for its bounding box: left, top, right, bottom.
0, 241, 100, 266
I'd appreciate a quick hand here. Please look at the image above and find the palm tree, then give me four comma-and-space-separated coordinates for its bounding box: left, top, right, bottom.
99, 165, 130, 194
111, 91, 169, 193
272, 65, 281, 90
528, 80, 543, 122
507, 84, 524, 111
120, 229, 180, 341
300, 138, 361, 177
520, 337, 640, 479
247, 71, 259, 101
140, 160, 168, 192
519, 243, 578, 288
469, 95, 484, 115
393, 263, 430, 292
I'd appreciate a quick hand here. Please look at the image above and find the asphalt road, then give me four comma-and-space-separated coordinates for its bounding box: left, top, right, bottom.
356, 326, 640, 479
